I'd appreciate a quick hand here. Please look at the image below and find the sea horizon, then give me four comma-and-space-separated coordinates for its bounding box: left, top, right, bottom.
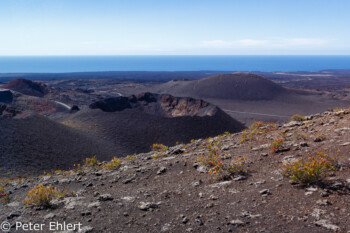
0, 55, 350, 73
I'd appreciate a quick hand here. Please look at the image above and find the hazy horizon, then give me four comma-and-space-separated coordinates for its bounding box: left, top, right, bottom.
1, 0, 350, 56
0, 55, 350, 73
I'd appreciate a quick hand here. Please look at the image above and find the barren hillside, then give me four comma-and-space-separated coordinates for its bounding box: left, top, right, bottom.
1, 108, 349, 232
150, 73, 288, 101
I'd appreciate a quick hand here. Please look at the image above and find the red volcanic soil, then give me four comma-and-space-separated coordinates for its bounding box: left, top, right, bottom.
3, 78, 52, 97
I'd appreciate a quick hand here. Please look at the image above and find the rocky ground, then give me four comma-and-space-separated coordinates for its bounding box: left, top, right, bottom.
1, 109, 350, 233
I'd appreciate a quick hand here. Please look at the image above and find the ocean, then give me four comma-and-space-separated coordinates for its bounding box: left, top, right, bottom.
0, 55, 350, 73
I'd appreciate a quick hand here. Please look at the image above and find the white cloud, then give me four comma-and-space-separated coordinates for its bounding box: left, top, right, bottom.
200, 39, 267, 48
199, 38, 330, 50
236, 39, 268, 46
200, 40, 233, 48
281, 38, 328, 46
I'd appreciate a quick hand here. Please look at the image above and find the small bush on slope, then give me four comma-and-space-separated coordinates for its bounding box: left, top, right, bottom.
282, 152, 335, 186
208, 156, 247, 181
151, 143, 169, 158
0, 184, 9, 204
24, 184, 66, 208
290, 114, 305, 122
85, 155, 99, 167
240, 122, 276, 143
101, 157, 122, 170
270, 138, 285, 153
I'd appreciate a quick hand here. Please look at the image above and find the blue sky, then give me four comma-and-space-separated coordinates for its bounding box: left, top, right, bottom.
1, 0, 349, 55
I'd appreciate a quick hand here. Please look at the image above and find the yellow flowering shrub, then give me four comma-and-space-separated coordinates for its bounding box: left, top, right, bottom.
85, 156, 99, 167
0, 184, 9, 203
290, 114, 305, 122
24, 184, 66, 208
102, 157, 122, 170
240, 122, 276, 143
208, 157, 247, 181
282, 153, 334, 185
151, 143, 168, 158
271, 138, 285, 153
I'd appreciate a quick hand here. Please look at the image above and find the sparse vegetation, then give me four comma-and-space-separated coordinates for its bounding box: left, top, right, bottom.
282, 152, 335, 186
151, 143, 169, 158
24, 184, 66, 208
292, 130, 308, 140
314, 133, 326, 141
125, 154, 136, 162
196, 138, 247, 181
240, 122, 276, 143
290, 114, 305, 122
101, 157, 122, 170
0, 184, 9, 204
151, 143, 168, 152
208, 156, 247, 181
197, 153, 220, 167
270, 138, 285, 153
85, 155, 99, 167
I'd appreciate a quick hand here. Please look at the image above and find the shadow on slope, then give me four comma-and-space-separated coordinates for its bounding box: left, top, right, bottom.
64, 93, 245, 156
0, 113, 115, 176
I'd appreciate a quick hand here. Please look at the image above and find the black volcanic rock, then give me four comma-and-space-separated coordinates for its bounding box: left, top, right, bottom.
89, 92, 218, 117
0, 89, 13, 103
3, 78, 52, 97
0, 104, 6, 115
70, 105, 80, 113
0, 104, 21, 118
90, 96, 132, 112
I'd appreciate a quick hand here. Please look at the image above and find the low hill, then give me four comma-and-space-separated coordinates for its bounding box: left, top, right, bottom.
3, 78, 52, 97
64, 93, 245, 155
151, 73, 288, 101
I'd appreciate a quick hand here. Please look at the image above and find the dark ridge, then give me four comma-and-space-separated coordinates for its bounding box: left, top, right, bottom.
0, 71, 235, 82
